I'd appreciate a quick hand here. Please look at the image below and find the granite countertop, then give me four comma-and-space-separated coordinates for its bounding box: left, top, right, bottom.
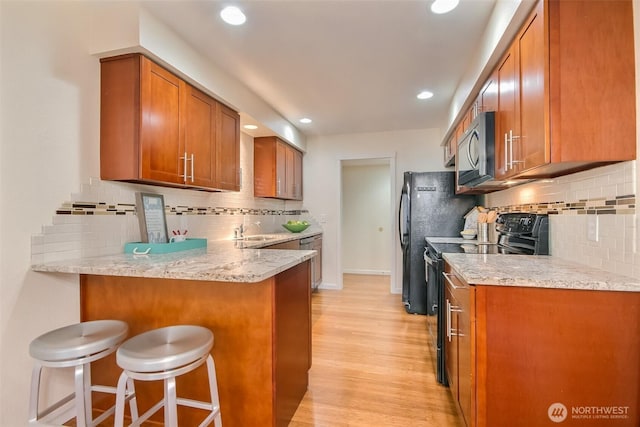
443, 253, 640, 293
31, 234, 320, 283
426, 236, 479, 245
234, 230, 322, 249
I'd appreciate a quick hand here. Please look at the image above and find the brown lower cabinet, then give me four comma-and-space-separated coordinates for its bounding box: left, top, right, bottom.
80, 261, 311, 427
444, 263, 639, 427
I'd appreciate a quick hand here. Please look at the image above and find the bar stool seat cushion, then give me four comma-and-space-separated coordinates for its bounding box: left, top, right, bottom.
117, 325, 213, 373
29, 320, 129, 362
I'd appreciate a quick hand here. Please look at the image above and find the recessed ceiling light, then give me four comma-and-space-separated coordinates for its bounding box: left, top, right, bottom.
417, 91, 434, 100
243, 124, 258, 130
299, 118, 312, 124
430, 0, 459, 14
220, 6, 246, 25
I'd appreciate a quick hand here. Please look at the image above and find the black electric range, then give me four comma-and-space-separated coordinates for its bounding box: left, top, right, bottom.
425, 213, 550, 385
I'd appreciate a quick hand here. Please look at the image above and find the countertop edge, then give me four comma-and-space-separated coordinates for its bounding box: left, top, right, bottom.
443, 253, 640, 293
32, 244, 317, 283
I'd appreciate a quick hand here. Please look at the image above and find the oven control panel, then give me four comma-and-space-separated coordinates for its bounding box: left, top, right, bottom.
497, 213, 542, 235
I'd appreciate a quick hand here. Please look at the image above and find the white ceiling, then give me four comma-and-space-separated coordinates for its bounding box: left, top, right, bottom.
140, 0, 497, 138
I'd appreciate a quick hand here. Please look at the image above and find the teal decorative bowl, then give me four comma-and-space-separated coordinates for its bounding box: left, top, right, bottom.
282, 223, 310, 233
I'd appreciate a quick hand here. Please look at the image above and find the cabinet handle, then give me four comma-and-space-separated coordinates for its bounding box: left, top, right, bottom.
277, 179, 281, 196
190, 153, 194, 183
504, 133, 509, 170
510, 131, 524, 168
450, 303, 462, 338
509, 129, 514, 170
442, 272, 465, 290
446, 299, 451, 342
446, 299, 462, 341
180, 151, 189, 183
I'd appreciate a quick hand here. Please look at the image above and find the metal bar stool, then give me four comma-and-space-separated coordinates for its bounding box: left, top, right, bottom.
114, 325, 222, 427
28, 319, 138, 426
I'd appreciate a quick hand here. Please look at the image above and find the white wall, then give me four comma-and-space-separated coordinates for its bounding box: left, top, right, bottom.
341, 163, 391, 275
304, 128, 446, 292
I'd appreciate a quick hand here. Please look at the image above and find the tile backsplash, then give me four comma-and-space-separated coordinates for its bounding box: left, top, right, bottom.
31, 133, 313, 264
484, 161, 639, 279
31, 177, 311, 264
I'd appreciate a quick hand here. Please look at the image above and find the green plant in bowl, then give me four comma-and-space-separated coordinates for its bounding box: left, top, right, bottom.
282, 220, 310, 233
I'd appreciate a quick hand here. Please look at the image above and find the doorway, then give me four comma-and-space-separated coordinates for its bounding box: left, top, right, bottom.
339, 157, 395, 292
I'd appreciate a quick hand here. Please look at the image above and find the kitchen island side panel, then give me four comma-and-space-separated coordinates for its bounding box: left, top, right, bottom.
79, 263, 311, 427
274, 259, 311, 426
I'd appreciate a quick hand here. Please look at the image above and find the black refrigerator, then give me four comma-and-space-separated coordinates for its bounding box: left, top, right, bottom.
398, 171, 476, 314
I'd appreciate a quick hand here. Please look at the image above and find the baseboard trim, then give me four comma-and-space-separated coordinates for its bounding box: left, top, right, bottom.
317, 282, 340, 290
342, 269, 391, 275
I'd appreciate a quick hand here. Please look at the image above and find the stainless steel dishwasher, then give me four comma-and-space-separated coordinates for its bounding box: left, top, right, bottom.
299, 235, 322, 291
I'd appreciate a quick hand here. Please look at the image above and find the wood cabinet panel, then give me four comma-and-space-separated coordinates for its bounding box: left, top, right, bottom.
495, 47, 518, 180
444, 135, 456, 167
100, 53, 240, 191
274, 261, 311, 425
550, 0, 635, 166
444, 272, 472, 426
185, 85, 217, 188
254, 136, 303, 200
517, 2, 547, 173
216, 104, 241, 191
479, 71, 498, 115
100, 54, 142, 181
265, 240, 301, 250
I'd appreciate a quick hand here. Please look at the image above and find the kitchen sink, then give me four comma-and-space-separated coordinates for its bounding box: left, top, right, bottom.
241, 235, 281, 242
241, 236, 270, 242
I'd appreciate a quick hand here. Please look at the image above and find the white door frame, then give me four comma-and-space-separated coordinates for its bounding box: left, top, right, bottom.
337, 153, 397, 293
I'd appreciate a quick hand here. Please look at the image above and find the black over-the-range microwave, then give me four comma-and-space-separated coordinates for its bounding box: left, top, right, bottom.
455, 111, 504, 189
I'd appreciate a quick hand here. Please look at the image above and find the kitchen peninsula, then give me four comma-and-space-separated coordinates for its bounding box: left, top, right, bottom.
32, 241, 316, 427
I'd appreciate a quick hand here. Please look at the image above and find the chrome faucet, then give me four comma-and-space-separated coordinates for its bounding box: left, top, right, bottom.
233, 224, 244, 240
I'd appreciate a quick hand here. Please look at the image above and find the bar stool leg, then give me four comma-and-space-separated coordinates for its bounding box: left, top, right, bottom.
206, 355, 222, 426
114, 372, 129, 427
164, 377, 178, 427
127, 378, 139, 421
73, 363, 90, 427
28, 364, 43, 424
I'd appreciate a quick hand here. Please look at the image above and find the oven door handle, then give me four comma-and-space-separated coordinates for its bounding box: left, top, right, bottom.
425, 249, 436, 266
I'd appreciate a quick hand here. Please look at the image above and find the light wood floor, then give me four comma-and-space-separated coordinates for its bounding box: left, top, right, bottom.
289, 274, 463, 427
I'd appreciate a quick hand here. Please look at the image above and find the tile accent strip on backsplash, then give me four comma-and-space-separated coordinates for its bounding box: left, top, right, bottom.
491, 195, 635, 216
56, 201, 308, 216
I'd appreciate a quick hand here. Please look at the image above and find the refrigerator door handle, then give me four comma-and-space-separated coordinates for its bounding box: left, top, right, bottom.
398, 194, 403, 245
398, 191, 409, 247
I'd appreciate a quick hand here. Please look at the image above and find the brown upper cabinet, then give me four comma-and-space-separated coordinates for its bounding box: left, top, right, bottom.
444, 134, 456, 167
496, 0, 635, 179
479, 70, 498, 116
254, 136, 303, 200
100, 54, 240, 191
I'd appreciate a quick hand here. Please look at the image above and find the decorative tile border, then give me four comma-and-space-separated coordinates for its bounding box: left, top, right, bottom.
56, 202, 307, 216
491, 195, 635, 215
